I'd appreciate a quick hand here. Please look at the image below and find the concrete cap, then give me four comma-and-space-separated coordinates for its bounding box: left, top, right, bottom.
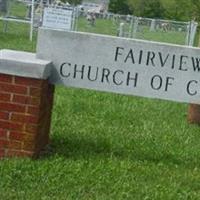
0, 49, 52, 79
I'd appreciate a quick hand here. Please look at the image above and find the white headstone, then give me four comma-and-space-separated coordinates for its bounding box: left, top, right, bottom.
0, 0, 7, 13
42, 7, 73, 31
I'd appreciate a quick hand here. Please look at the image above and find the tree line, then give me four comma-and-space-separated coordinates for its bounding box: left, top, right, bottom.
61, 0, 200, 22
109, 0, 200, 22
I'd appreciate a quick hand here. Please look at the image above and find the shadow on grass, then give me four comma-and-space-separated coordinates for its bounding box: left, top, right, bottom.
48, 135, 112, 158
42, 133, 199, 168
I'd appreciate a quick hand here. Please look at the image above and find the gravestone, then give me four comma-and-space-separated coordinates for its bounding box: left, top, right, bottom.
0, 0, 7, 13
42, 7, 73, 31
150, 19, 156, 32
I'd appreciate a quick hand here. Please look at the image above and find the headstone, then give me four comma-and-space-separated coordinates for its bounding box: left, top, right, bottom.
118, 22, 124, 37
133, 17, 139, 38
0, 0, 7, 13
42, 7, 73, 31
150, 19, 156, 32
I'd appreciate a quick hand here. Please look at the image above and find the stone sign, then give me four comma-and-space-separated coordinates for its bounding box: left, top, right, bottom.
42, 7, 73, 31
37, 28, 200, 104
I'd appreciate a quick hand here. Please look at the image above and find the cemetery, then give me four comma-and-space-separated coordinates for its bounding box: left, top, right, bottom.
0, 0, 200, 199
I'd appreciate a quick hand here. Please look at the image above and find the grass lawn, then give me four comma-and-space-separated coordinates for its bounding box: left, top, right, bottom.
0, 15, 200, 199
76, 17, 187, 45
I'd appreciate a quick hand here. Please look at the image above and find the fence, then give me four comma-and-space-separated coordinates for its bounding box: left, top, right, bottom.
117, 17, 198, 46
75, 11, 198, 46
0, 1, 198, 46
0, 0, 77, 40
0, 0, 36, 41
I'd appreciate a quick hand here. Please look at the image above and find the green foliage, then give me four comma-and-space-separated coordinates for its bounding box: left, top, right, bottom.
109, 0, 131, 15
160, 0, 192, 21
141, 0, 165, 18
190, 0, 200, 22
61, 0, 82, 5
112, 0, 200, 22
127, 0, 165, 18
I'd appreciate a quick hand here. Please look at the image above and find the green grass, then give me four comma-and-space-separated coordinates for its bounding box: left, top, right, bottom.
1, 87, 200, 199
77, 17, 119, 36
135, 29, 186, 45
2, 1, 27, 18
0, 30, 36, 52
76, 18, 187, 45
0, 8, 200, 200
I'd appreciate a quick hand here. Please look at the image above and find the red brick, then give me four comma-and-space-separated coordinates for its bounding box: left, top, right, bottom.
0, 129, 7, 139
9, 131, 23, 141
12, 95, 40, 106
23, 134, 36, 142
30, 97, 41, 106
9, 131, 35, 142
0, 149, 5, 157
6, 150, 22, 157
0, 140, 8, 148
40, 81, 48, 90
15, 77, 44, 87
7, 150, 34, 157
25, 124, 38, 134
0, 93, 11, 102
0, 74, 13, 83
8, 141, 22, 150
23, 141, 35, 151
23, 134, 37, 144
27, 106, 40, 116
11, 113, 39, 124
0, 79, 55, 158
0, 83, 27, 94
0, 102, 26, 113
0, 120, 24, 131
29, 87, 42, 97
12, 95, 30, 104
0, 111, 9, 120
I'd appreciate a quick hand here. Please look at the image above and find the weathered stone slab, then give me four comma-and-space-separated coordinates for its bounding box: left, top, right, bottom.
0, 49, 52, 79
37, 28, 200, 104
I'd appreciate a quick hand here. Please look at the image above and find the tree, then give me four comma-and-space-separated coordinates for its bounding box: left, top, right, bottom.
127, 0, 165, 18
142, 0, 165, 18
110, 0, 200, 22
109, 0, 131, 15
161, 0, 193, 21
61, 0, 82, 5
191, 0, 200, 21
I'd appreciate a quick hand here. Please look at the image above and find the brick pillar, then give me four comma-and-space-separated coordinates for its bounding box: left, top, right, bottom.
187, 39, 200, 125
188, 104, 200, 125
0, 74, 54, 158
